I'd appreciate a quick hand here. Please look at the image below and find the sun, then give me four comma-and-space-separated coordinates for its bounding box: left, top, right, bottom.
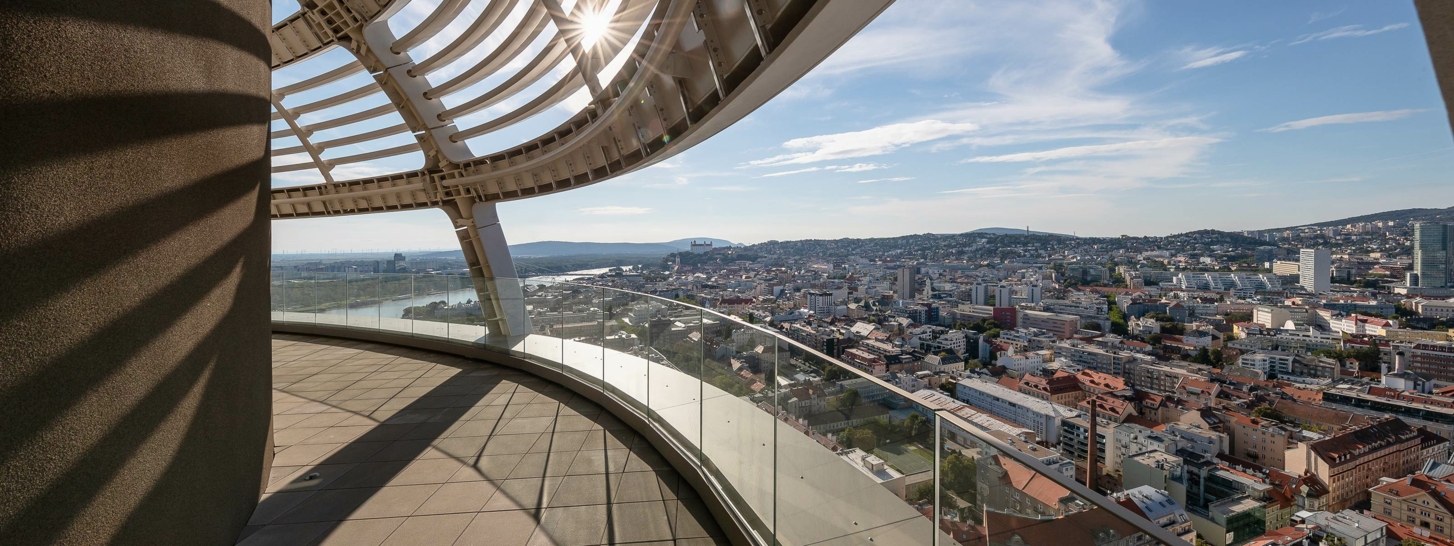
580, 8, 613, 48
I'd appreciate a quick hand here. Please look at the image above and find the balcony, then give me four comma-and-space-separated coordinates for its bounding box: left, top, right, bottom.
267, 272, 1191, 545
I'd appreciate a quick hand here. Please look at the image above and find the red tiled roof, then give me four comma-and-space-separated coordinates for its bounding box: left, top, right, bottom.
1076, 370, 1128, 392
994, 455, 1072, 508
1307, 417, 1418, 465
1244, 526, 1310, 546
1078, 394, 1131, 416
1281, 386, 1321, 403
997, 376, 1021, 391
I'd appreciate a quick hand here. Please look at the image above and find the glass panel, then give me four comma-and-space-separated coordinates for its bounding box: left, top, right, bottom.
314, 272, 347, 327
522, 279, 564, 371
649, 304, 704, 455
935, 410, 1186, 546
602, 288, 650, 414
698, 321, 776, 542
270, 270, 285, 321
346, 270, 379, 330
772, 340, 933, 546
410, 273, 450, 339
284, 271, 316, 325
559, 284, 607, 390
378, 273, 413, 335
447, 275, 487, 343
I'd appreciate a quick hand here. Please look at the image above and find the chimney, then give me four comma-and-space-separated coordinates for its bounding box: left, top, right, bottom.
1087, 402, 1098, 490
1395, 351, 1408, 374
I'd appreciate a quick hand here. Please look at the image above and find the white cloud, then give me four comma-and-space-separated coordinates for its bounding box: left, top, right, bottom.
579, 206, 651, 215
1308, 9, 1345, 24
761, 167, 822, 177
1292, 23, 1409, 45
834, 163, 890, 172
858, 177, 914, 184
1180, 49, 1248, 70
963, 137, 1221, 163
747, 120, 978, 167
1259, 109, 1425, 132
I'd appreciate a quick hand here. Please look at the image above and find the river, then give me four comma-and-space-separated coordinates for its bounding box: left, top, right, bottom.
319, 268, 617, 319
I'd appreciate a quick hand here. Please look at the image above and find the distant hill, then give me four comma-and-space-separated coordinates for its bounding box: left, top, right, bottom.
1271, 206, 1454, 230
509, 238, 740, 257
972, 227, 1074, 237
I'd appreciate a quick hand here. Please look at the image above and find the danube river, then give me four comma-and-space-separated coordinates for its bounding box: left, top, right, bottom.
318, 268, 614, 319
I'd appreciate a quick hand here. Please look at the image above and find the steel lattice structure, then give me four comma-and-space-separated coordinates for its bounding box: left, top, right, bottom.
267, 0, 890, 336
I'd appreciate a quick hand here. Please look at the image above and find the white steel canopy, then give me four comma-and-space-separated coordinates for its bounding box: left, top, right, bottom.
267, 0, 892, 219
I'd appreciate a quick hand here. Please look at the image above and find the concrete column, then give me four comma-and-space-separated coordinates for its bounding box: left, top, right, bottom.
472, 202, 533, 339
0, 1, 273, 544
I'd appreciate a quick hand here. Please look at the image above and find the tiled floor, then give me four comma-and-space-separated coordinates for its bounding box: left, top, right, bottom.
239, 334, 728, 546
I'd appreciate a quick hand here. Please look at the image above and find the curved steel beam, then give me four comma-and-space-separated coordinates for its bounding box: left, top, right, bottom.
271, 0, 894, 219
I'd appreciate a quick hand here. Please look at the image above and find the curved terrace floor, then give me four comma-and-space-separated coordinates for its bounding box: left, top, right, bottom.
238, 334, 727, 546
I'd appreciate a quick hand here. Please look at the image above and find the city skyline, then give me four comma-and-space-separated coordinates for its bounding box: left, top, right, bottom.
273, 0, 1454, 252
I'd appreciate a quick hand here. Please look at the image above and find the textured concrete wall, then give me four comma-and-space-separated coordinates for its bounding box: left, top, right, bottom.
1418, 0, 1454, 135
0, 1, 273, 544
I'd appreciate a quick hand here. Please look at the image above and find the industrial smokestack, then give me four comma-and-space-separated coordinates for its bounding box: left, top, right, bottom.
1087, 401, 1098, 490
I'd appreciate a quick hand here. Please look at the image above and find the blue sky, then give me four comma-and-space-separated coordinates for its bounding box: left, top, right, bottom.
271, 0, 1453, 252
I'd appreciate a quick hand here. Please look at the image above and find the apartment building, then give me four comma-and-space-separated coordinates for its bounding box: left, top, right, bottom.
1227, 413, 1293, 469
1132, 361, 1208, 394
1369, 473, 1454, 540
1019, 309, 1081, 339
1019, 371, 1088, 407
958, 379, 1080, 444
1239, 351, 1295, 377
1056, 340, 1140, 378
1285, 418, 1423, 512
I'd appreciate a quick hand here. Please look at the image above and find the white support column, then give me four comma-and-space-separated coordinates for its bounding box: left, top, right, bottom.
471, 201, 532, 339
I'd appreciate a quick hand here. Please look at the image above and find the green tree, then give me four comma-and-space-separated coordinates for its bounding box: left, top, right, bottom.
839, 427, 876, 450
941, 452, 977, 500
903, 412, 930, 439
1191, 347, 1211, 364
1253, 405, 1285, 422
835, 388, 862, 413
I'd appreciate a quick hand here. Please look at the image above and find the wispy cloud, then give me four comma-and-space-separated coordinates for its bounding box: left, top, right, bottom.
761, 167, 823, 178
858, 177, 915, 184
1292, 23, 1408, 45
963, 137, 1221, 163
707, 185, 754, 192
1308, 8, 1345, 24
835, 163, 890, 172
1259, 109, 1425, 132
1180, 49, 1248, 70
758, 163, 891, 177
579, 206, 651, 215
746, 120, 978, 167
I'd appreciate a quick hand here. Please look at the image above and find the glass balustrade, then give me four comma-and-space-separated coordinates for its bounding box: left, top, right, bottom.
269, 273, 1189, 546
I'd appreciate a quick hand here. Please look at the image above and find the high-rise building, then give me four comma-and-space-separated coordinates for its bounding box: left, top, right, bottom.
994, 283, 1014, 307
806, 290, 834, 317
970, 282, 988, 306
1413, 223, 1453, 288
896, 266, 918, 301
1298, 248, 1330, 293
1023, 281, 1043, 304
